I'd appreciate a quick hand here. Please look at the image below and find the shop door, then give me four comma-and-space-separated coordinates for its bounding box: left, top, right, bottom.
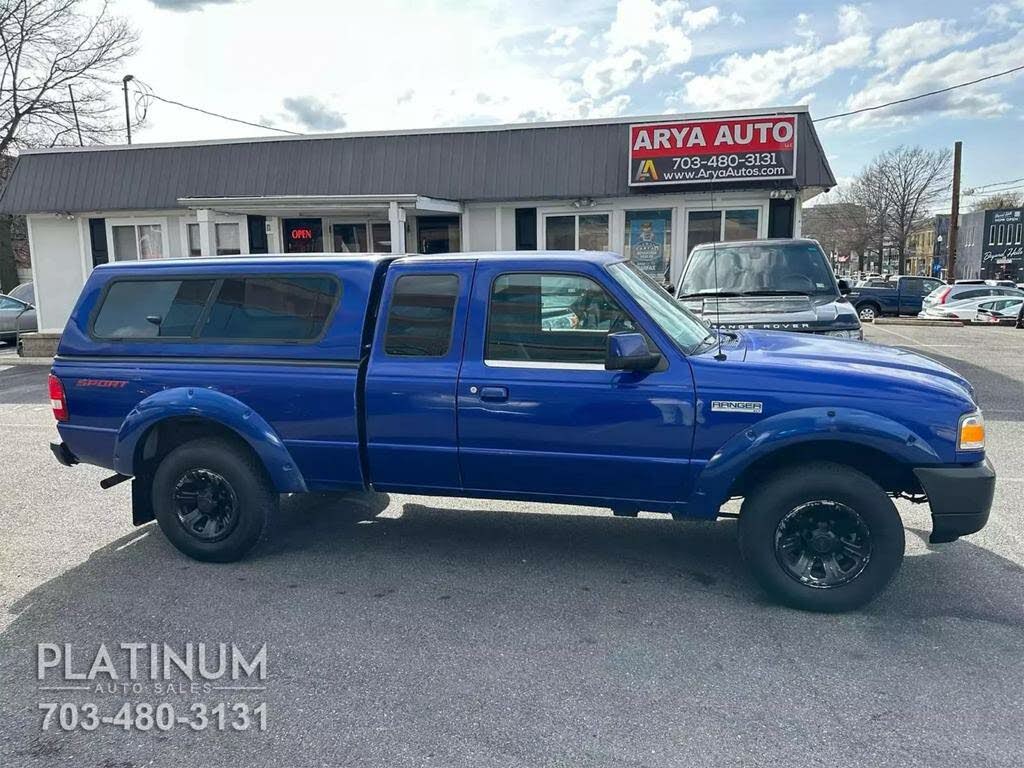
283, 218, 323, 253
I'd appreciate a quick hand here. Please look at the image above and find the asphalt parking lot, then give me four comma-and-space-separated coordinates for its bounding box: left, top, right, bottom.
1, 325, 1022, 768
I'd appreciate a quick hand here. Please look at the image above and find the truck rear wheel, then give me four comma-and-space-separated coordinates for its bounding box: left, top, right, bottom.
151, 437, 276, 562
738, 462, 904, 612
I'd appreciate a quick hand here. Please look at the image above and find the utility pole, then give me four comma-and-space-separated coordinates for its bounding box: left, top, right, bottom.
122, 74, 134, 145
947, 140, 962, 281
68, 85, 83, 146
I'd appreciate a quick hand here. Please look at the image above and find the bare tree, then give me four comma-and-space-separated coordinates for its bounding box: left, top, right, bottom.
0, 0, 138, 292
874, 146, 952, 274
970, 191, 1023, 212
0, 0, 138, 156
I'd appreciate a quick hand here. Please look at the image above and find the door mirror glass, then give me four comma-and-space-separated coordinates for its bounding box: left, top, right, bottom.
837, 278, 851, 295
605, 332, 661, 371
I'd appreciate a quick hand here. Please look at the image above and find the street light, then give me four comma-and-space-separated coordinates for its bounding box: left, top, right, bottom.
122, 74, 134, 145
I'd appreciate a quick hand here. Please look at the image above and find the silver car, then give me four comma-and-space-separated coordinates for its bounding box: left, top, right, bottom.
919, 295, 1024, 321
0, 292, 37, 343
922, 283, 1023, 312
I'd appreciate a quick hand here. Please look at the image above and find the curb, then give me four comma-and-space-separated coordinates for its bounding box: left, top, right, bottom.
0, 356, 53, 366
871, 318, 964, 327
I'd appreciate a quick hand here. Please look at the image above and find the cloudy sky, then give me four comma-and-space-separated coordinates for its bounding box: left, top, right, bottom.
119, 0, 1024, 197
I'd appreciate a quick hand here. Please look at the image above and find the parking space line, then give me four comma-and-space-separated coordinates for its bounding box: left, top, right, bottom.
869, 325, 966, 348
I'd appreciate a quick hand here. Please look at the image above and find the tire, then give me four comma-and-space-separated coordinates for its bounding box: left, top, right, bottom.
857, 303, 880, 321
738, 462, 904, 612
152, 437, 276, 562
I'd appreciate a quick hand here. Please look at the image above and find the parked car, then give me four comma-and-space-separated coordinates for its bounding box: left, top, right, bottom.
844, 275, 945, 321
8, 280, 34, 305
674, 238, 862, 339
921, 283, 1023, 313
0, 292, 37, 343
976, 299, 1024, 323
48, 251, 994, 612
919, 296, 1024, 322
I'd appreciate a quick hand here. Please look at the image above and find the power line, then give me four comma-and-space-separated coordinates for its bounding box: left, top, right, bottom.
963, 176, 1024, 193
815, 63, 1024, 122
140, 90, 303, 136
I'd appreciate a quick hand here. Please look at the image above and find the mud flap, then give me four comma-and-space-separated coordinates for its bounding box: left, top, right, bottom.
131, 475, 155, 526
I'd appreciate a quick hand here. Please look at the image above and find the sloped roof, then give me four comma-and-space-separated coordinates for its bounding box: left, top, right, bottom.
0, 107, 835, 214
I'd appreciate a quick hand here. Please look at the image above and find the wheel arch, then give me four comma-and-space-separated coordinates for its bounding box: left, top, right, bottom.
113, 387, 307, 493
691, 407, 936, 516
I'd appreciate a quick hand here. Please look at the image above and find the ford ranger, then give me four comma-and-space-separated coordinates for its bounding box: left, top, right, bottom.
48, 252, 995, 612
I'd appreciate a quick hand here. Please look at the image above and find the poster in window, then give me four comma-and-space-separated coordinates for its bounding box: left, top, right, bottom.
629, 215, 667, 280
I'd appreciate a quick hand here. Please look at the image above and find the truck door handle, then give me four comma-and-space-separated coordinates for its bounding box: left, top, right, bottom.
479, 386, 509, 402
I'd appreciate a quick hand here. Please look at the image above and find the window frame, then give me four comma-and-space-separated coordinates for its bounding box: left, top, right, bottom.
106, 217, 170, 262
482, 269, 656, 371
88, 272, 342, 346
541, 211, 612, 251
382, 272, 461, 359
178, 215, 250, 257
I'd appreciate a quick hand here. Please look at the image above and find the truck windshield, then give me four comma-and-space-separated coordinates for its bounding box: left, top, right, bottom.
677, 242, 837, 298
607, 261, 712, 352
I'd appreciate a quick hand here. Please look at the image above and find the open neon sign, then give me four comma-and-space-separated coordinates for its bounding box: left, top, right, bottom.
290, 228, 314, 240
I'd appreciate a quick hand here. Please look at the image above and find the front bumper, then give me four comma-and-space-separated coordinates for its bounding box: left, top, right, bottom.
914, 458, 995, 543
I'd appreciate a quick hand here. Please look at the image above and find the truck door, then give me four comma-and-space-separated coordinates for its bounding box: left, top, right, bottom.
899, 277, 926, 315
364, 260, 476, 493
456, 263, 696, 508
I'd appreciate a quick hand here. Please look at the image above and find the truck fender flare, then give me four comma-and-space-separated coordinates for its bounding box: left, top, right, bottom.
112, 387, 307, 493
690, 406, 940, 516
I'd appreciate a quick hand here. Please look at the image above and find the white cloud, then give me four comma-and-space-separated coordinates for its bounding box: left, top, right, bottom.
545, 26, 584, 47
841, 29, 1024, 126
683, 6, 720, 31
680, 5, 871, 111
729, 12, 745, 25
874, 19, 975, 72
837, 4, 868, 36
582, 50, 646, 98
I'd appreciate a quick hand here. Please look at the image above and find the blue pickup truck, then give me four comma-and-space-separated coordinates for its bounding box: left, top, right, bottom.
846, 275, 946, 321
49, 252, 995, 612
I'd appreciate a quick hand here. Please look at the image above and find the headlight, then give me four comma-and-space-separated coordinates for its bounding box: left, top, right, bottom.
823, 329, 863, 340
958, 412, 986, 452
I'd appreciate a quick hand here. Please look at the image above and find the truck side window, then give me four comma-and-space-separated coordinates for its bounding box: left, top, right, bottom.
486, 272, 637, 365
199, 276, 338, 341
383, 274, 459, 357
92, 279, 215, 339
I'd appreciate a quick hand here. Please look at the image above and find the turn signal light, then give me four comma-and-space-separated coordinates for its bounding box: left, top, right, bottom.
958, 412, 985, 451
48, 374, 68, 422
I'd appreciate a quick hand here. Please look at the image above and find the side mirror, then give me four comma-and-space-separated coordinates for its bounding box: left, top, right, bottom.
837, 278, 851, 295
605, 332, 661, 372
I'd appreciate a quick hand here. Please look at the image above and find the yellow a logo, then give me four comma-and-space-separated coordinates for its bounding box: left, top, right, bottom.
636, 159, 659, 182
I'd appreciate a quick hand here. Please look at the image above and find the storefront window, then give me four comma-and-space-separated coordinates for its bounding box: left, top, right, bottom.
186, 223, 201, 257
624, 210, 672, 283
333, 223, 368, 253
417, 216, 461, 254
545, 213, 609, 250
112, 223, 164, 261
545, 215, 576, 250
724, 209, 759, 241
283, 218, 323, 253
371, 222, 392, 252
686, 209, 760, 258
686, 211, 721, 256
215, 223, 241, 256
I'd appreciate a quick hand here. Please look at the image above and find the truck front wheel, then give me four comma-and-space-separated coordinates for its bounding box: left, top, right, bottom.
151, 437, 276, 562
738, 462, 904, 612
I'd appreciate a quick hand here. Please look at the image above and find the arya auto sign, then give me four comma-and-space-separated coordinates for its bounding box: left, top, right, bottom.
629, 114, 797, 186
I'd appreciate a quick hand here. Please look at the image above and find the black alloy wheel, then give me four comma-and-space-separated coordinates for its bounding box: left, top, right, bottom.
774, 500, 872, 588
173, 468, 239, 542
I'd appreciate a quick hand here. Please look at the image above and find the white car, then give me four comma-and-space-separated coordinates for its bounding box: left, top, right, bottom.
919, 295, 1024, 321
